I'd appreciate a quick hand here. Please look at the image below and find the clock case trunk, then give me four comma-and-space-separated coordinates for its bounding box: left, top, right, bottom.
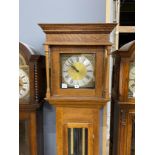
19, 42, 46, 155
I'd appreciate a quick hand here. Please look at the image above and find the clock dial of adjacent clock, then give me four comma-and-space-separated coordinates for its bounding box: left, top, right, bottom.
129, 65, 135, 80
128, 63, 135, 97
19, 68, 30, 99
129, 80, 135, 93
61, 54, 95, 88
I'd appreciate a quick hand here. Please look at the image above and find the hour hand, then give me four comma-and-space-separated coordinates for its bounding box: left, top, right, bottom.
71, 65, 79, 72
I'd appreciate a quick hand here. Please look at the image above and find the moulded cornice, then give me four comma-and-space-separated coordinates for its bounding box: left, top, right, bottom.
39, 23, 117, 34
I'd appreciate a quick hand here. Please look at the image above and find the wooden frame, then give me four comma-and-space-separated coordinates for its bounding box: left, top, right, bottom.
56, 107, 99, 155
64, 123, 93, 155
50, 46, 104, 97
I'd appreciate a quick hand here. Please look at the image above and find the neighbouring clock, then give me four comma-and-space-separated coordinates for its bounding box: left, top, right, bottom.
19, 42, 45, 155
61, 53, 95, 88
128, 62, 135, 97
110, 40, 135, 155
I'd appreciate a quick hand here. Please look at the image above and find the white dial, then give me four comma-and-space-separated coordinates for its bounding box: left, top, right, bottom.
129, 80, 135, 94
129, 65, 135, 80
19, 69, 30, 99
62, 55, 94, 87
128, 63, 135, 97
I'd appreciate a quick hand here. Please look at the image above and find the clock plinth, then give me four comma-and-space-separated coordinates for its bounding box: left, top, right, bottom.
39, 23, 116, 155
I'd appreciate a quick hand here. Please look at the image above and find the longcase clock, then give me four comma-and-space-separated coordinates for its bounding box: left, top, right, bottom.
110, 40, 135, 155
39, 23, 116, 155
19, 42, 46, 155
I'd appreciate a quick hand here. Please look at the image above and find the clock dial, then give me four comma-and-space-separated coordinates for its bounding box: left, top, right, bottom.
61, 54, 95, 88
19, 69, 30, 99
128, 63, 135, 97
129, 65, 135, 80
129, 80, 135, 93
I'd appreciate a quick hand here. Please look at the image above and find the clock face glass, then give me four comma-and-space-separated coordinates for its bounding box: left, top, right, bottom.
128, 62, 135, 98
19, 68, 30, 99
61, 53, 95, 89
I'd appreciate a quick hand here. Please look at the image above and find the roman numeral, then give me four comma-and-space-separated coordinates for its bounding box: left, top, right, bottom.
76, 56, 79, 62
82, 79, 86, 84
70, 79, 73, 84
80, 57, 85, 63
65, 75, 69, 79
86, 64, 90, 67
87, 70, 93, 72
21, 75, 25, 79
68, 58, 74, 64
85, 75, 90, 80
65, 64, 70, 67
22, 88, 26, 91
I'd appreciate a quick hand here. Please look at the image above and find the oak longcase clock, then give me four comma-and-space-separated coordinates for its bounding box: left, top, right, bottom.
39, 23, 116, 155
19, 42, 46, 155
110, 40, 135, 155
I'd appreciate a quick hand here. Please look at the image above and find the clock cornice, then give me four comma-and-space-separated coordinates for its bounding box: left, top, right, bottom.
39, 23, 117, 34
111, 40, 135, 59
39, 23, 117, 46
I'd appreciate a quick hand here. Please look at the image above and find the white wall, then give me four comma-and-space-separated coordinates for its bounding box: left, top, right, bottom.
20, 0, 106, 53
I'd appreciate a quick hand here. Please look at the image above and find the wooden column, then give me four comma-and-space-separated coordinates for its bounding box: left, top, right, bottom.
115, 0, 120, 50
82, 128, 86, 155
102, 46, 111, 155
104, 0, 112, 154
44, 44, 50, 98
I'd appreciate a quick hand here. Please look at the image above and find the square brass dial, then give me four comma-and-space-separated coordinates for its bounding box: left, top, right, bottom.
61, 53, 96, 89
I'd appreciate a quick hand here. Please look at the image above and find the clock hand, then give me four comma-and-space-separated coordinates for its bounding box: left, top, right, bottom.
71, 65, 79, 72
67, 60, 79, 72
